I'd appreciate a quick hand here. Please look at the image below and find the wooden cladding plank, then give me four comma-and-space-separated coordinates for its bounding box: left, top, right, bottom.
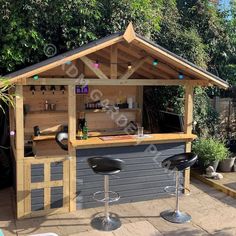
44, 163, 51, 210
15, 85, 24, 160
110, 45, 118, 79
119, 57, 148, 80
24, 162, 31, 215
80, 56, 109, 80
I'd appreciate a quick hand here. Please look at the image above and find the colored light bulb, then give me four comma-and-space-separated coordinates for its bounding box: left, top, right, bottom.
152, 59, 158, 66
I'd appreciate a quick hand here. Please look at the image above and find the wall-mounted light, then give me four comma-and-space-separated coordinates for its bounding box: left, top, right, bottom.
60, 85, 66, 94
128, 62, 132, 70
50, 85, 56, 94
178, 72, 184, 80
30, 85, 36, 95
41, 85, 46, 95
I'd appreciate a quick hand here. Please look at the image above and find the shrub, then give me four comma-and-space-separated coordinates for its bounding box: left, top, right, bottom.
192, 138, 229, 166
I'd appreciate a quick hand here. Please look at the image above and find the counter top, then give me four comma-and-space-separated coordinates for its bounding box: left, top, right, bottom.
70, 133, 197, 149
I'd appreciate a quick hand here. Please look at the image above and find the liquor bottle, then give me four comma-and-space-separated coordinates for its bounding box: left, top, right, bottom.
82, 120, 88, 140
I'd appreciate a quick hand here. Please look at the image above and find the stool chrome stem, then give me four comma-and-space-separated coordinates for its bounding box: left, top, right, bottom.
104, 175, 109, 220
160, 170, 191, 224
175, 171, 179, 213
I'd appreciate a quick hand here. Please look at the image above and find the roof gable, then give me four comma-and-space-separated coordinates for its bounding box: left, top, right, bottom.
2, 23, 229, 89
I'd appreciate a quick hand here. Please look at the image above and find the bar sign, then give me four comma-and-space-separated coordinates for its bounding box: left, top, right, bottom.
75, 85, 89, 94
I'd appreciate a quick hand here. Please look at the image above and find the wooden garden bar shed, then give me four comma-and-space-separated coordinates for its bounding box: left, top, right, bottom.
3, 23, 229, 219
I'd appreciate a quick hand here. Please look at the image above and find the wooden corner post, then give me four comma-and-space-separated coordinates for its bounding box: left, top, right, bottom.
15, 85, 25, 218
68, 85, 77, 211
184, 84, 194, 194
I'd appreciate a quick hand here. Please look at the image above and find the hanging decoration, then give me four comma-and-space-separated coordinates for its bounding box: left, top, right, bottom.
30, 85, 36, 95
41, 85, 46, 95
60, 85, 66, 94
50, 85, 56, 94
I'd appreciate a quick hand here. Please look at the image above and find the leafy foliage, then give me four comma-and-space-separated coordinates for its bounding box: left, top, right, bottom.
0, 79, 15, 113
192, 137, 229, 165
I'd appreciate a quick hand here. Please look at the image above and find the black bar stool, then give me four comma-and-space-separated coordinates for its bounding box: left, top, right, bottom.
87, 157, 124, 231
55, 131, 68, 151
160, 152, 197, 224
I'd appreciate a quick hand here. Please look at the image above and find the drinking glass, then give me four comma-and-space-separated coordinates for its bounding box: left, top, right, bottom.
137, 127, 144, 138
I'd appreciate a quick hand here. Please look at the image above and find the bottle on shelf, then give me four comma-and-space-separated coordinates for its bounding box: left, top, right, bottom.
82, 120, 88, 140
45, 100, 49, 111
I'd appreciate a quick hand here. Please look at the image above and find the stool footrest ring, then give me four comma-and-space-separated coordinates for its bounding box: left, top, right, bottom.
164, 186, 190, 196
93, 191, 120, 203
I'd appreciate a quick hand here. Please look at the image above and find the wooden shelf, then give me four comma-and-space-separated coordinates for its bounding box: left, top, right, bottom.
27, 110, 68, 115
81, 108, 141, 113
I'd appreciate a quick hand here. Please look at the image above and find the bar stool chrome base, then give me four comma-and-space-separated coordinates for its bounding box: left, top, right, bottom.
91, 215, 121, 231
160, 210, 191, 224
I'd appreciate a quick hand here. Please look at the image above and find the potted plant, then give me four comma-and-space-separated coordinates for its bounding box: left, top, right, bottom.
192, 138, 229, 171
219, 153, 236, 172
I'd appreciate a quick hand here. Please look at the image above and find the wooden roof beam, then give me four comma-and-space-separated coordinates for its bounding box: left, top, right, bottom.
24, 77, 208, 86
80, 56, 109, 80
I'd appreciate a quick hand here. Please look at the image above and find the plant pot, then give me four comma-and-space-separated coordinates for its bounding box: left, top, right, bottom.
219, 157, 236, 172
197, 159, 219, 172
208, 160, 220, 172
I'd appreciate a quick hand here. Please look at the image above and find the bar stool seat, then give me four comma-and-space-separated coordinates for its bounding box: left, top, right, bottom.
161, 152, 197, 224
88, 157, 124, 231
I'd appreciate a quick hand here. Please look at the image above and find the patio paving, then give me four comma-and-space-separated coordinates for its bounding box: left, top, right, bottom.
1, 178, 236, 236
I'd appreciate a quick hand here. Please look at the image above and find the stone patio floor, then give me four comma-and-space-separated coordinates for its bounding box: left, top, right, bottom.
1, 178, 236, 236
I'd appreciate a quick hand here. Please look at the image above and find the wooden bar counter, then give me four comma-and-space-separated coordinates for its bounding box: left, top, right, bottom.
71, 133, 197, 149
74, 133, 197, 209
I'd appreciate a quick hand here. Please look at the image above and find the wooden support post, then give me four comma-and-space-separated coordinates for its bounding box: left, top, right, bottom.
68, 85, 77, 211
137, 86, 143, 125
110, 45, 118, 79
184, 85, 194, 194
15, 85, 25, 218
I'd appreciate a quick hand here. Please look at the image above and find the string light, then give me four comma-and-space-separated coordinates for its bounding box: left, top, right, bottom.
33, 75, 39, 80
152, 59, 158, 66
93, 60, 99, 68
128, 62, 132, 70
10, 130, 15, 136
178, 72, 184, 80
